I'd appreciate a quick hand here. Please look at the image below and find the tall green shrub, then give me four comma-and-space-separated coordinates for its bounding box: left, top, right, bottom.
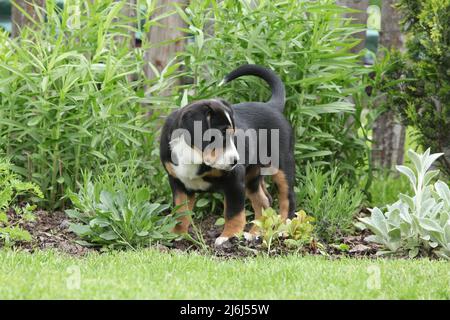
394, 0, 450, 176
177, 0, 370, 179
0, 0, 176, 208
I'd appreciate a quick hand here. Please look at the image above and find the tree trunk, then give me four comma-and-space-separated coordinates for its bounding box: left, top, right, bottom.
11, 0, 45, 38
117, 0, 136, 50
115, 0, 137, 82
144, 0, 187, 82
372, 0, 406, 169
337, 0, 369, 53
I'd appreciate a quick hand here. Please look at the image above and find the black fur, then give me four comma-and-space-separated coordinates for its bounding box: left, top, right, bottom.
160, 64, 296, 233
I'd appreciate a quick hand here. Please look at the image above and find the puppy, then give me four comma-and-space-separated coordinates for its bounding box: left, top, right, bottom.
160, 64, 296, 246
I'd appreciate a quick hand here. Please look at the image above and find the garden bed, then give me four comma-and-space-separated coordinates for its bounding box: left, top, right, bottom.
12, 210, 380, 259
10, 210, 89, 256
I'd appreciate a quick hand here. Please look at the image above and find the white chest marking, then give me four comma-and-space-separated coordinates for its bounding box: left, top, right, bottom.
169, 136, 211, 191
172, 163, 211, 191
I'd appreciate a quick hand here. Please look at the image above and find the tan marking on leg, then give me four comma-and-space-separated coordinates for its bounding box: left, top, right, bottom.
172, 191, 195, 234
164, 162, 177, 178
245, 166, 260, 184
273, 170, 289, 221
247, 183, 270, 234
201, 168, 223, 178
220, 209, 246, 238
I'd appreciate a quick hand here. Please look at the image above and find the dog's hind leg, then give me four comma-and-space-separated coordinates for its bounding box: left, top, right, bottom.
245, 170, 270, 235
273, 160, 296, 220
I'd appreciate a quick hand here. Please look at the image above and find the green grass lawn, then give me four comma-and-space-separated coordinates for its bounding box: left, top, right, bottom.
0, 249, 449, 299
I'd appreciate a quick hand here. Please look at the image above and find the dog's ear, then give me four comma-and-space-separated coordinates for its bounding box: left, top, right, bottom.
177, 100, 212, 129
217, 98, 232, 109
177, 99, 232, 129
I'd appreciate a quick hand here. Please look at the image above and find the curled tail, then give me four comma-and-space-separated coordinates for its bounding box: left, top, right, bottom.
222, 64, 286, 112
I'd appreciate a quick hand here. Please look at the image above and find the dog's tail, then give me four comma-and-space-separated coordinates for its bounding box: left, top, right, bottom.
221, 64, 285, 112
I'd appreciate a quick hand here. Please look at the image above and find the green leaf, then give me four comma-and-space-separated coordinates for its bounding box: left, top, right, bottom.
419, 218, 443, 233
99, 230, 118, 240
136, 188, 150, 203
408, 247, 419, 259
395, 165, 416, 188
27, 116, 42, 127
69, 223, 91, 236
214, 218, 225, 226
423, 170, 439, 186
99, 191, 115, 210
435, 181, 450, 205
0, 212, 8, 223
89, 217, 110, 228
196, 198, 209, 208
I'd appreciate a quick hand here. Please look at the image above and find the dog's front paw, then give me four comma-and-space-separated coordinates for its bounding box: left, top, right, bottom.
214, 236, 230, 247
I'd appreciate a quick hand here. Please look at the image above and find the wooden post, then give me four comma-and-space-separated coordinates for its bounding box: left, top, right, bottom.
11, 0, 45, 37
144, 0, 187, 82
371, 0, 406, 168
337, 0, 369, 53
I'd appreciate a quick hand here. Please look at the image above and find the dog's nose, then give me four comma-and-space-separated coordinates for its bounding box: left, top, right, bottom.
231, 158, 238, 166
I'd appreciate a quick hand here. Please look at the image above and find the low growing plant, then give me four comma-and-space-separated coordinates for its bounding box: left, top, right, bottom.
0, 158, 43, 246
252, 208, 315, 253
359, 149, 450, 259
66, 166, 178, 250
296, 164, 364, 242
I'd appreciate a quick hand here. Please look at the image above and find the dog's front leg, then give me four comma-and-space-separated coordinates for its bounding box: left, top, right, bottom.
169, 176, 195, 234
215, 176, 246, 247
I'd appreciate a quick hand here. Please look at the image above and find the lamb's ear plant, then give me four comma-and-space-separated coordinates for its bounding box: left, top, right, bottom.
359, 149, 450, 259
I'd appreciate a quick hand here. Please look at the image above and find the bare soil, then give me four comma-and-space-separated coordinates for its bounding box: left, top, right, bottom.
7, 210, 380, 258
9, 210, 90, 256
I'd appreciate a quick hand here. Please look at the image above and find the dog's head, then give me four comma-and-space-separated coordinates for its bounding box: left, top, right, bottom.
170, 99, 239, 171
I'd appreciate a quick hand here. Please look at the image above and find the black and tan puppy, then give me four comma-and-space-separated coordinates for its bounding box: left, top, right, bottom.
160, 64, 295, 246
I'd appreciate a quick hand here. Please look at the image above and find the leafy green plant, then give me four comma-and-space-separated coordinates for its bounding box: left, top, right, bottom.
284, 210, 315, 249
368, 171, 411, 208
178, 0, 371, 181
0, 158, 43, 246
296, 164, 364, 241
0, 0, 177, 208
252, 208, 315, 253
65, 166, 178, 250
252, 207, 285, 252
389, 0, 450, 176
359, 149, 450, 259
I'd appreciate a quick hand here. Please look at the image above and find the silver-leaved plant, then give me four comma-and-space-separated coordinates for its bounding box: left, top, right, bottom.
359, 149, 450, 259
